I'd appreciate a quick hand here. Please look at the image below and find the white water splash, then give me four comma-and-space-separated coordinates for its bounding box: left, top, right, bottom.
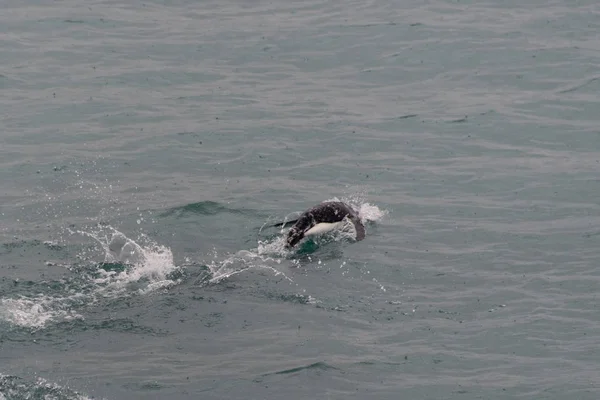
323, 194, 388, 224
0, 295, 83, 330
357, 202, 388, 223
0, 226, 179, 329
72, 225, 180, 296
207, 248, 293, 284
257, 235, 288, 256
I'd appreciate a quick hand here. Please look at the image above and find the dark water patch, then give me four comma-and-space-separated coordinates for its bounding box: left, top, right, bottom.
260, 291, 312, 305
293, 239, 320, 255
1, 239, 65, 255
355, 360, 405, 368
2, 320, 82, 349
165, 266, 188, 282
24, 16, 125, 30
449, 115, 469, 123
0, 305, 169, 342
557, 76, 600, 94
123, 380, 173, 391
262, 361, 339, 377
397, 113, 418, 119
91, 291, 152, 313
0, 275, 78, 300
201, 312, 223, 328
289, 238, 347, 260
188, 264, 213, 286
582, 231, 600, 238
98, 261, 127, 273
93, 318, 169, 336
159, 201, 252, 218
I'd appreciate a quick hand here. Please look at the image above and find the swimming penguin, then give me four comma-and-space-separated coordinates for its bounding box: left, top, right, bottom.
283, 201, 365, 248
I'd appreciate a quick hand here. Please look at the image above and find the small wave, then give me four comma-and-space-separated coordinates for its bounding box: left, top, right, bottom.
255, 361, 339, 380
159, 200, 256, 218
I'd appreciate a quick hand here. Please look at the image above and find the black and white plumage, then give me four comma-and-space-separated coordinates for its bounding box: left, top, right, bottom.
284, 201, 365, 248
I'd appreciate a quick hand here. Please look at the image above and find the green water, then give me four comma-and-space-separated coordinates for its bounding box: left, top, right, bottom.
2, 0, 600, 399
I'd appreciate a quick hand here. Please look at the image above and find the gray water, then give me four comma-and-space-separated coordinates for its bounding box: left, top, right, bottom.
2, 0, 600, 399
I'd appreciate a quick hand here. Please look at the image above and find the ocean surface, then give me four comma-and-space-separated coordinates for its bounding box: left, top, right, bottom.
2, 0, 600, 399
